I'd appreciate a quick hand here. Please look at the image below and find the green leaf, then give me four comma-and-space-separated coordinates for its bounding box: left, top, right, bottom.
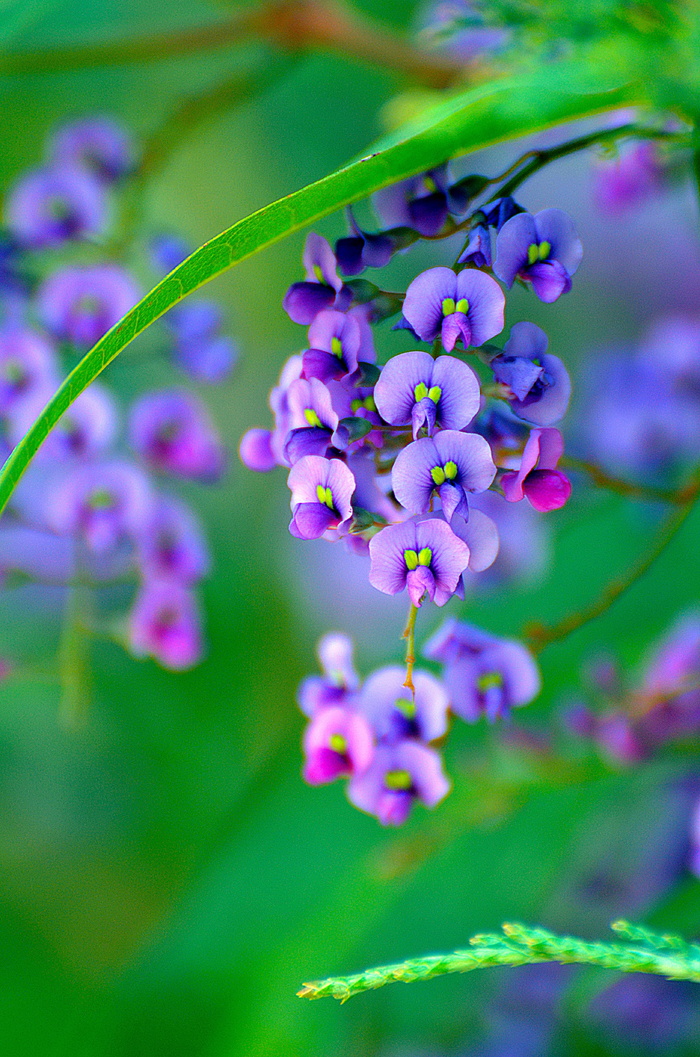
298, 920, 700, 1002
0, 58, 641, 515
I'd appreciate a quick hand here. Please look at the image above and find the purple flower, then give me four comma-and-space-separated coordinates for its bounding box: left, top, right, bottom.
283, 233, 349, 325
297, 632, 360, 717
49, 117, 134, 183
457, 222, 492, 266
424, 618, 541, 721
129, 390, 225, 482
287, 455, 355, 540
491, 321, 571, 425
175, 335, 238, 383
302, 308, 368, 383
446, 507, 500, 595
128, 579, 203, 671
369, 517, 471, 607
37, 264, 140, 348
417, 1, 511, 60
302, 705, 375, 785
239, 355, 304, 472
347, 740, 450, 825
0, 525, 75, 583
136, 495, 210, 585
593, 141, 665, 216
4, 166, 107, 248
283, 377, 342, 463
358, 666, 449, 743
641, 610, 700, 702
494, 208, 583, 303
402, 266, 505, 352
238, 427, 277, 473
0, 324, 57, 416
501, 427, 571, 511
373, 350, 481, 438
46, 459, 153, 554
150, 234, 190, 273
392, 430, 496, 522
373, 166, 452, 237
11, 382, 117, 463
334, 208, 395, 276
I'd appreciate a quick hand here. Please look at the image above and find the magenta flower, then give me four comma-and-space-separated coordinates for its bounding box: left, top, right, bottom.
494, 208, 582, 303
491, 322, 571, 426
500, 427, 571, 512
593, 141, 664, 216
297, 632, 360, 717
424, 618, 541, 721
37, 264, 140, 348
302, 705, 375, 785
46, 459, 153, 554
358, 666, 450, 743
392, 430, 496, 523
347, 740, 450, 825
374, 350, 481, 438
402, 266, 505, 352
369, 518, 470, 607
136, 495, 210, 585
5, 166, 107, 248
128, 579, 203, 671
0, 324, 57, 416
287, 455, 355, 540
49, 117, 135, 183
283, 233, 349, 324
129, 390, 225, 482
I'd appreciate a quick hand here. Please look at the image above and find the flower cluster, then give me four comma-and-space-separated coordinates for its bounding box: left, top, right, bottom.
297, 623, 540, 824
240, 167, 581, 817
0, 116, 236, 671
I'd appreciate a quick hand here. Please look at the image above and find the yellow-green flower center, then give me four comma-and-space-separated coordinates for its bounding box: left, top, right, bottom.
477, 671, 504, 692
316, 484, 335, 508
89, 488, 115, 511
304, 407, 322, 427
414, 382, 442, 403
330, 336, 343, 359
329, 733, 347, 754
527, 241, 551, 265
351, 395, 376, 413
384, 769, 413, 791
404, 547, 432, 570
313, 264, 325, 283
395, 696, 416, 718
430, 461, 458, 486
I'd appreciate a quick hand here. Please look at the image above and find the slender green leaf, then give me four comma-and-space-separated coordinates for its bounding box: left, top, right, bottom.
298, 921, 700, 1002
0, 59, 641, 515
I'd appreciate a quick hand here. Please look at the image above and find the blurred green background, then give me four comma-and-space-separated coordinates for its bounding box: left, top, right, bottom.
0, 2, 699, 1055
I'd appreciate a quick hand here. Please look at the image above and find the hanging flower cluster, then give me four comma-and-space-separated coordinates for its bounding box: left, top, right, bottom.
0, 116, 237, 671
240, 165, 582, 822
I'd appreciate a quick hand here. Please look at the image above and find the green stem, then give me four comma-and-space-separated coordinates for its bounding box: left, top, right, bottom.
298, 921, 700, 1002
402, 603, 418, 692
58, 580, 93, 729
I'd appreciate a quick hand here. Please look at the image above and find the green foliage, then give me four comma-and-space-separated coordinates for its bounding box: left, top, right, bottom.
299, 920, 700, 1002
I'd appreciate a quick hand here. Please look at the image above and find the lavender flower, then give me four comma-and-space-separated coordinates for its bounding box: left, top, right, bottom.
49, 116, 134, 183
501, 427, 572, 512
11, 382, 117, 462
417, 1, 511, 60
302, 705, 375, 784
424, 618, 541, 721
494, 208, 582, 303
491, 321, 571, 425
283, 233, 349, 325
358, 666, 450, 743
301, 308, 373, 384
297, 632, 360, 717
239, 355, 304, 471
402, 266, 505, 352
136, 495, 210, 585
165, 299, 237, 383
347, 740, 450, 825
129, 390, 225, 482
593, 141, 665, 216
373, 350, 481, 438
392, 430, 496, 522
238, 427, 278, 473
287, 455, 355, 540
283, 377, 343, 464
5, 166, 107, 248
447, 507, 500, 595
46, 459, 153, 554
457, 221, 492, 266
128, 579, 203, 670
373, 166, 452, 237
0, 324, 57, 416
369, 518, 471, 607
37, 264, 140, 348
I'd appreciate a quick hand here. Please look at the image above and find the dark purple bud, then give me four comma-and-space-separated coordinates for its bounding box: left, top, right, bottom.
373, 167, 451, 237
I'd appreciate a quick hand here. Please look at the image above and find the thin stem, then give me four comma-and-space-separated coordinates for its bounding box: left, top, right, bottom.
626, 676, 700, 720
561, 455, 683, 504
0, 0, 464, 88
524, 472, 700, 653
58, 581, 93, 729
402, 603, 419, 693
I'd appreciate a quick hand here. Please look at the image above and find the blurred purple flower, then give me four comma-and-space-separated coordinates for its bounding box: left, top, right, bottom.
416, 1, 511, 60
494, 208, 582, 303
347, 740, 450, 825
37, 264, 140, 347
358, 666, 450, 743
0, 324, 57, 416
5, 165, 107, 248
374, 350, 481, 438
402, 266, 505, 351
501, 427, 571, 512
128, 579, 203, 670
492, 321, 571, 425
593, 141, 665, 216
129, 390, 225, 482
46, 459, 153, 554
136, 495, 210, 585
589, 974, 696, 1053
392, 430, 496, 522
297, 632, 360, 717
287, 454, 355, 540
49, 116, 134, 183
424, 618, 541, 721
369, 518, 470, 607
373, 166, 453, 237
302, 705, 375, 785
11, 382, 118, 463
0, 525, 75, 583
